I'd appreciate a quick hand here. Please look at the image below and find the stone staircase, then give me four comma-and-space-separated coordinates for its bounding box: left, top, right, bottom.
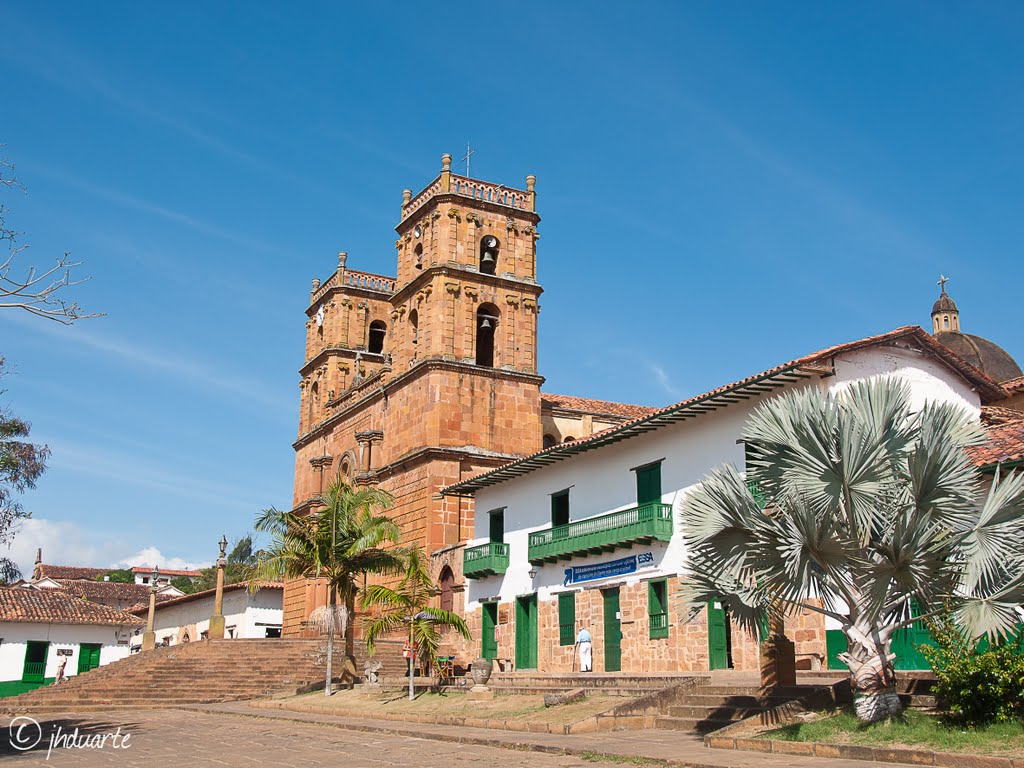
489, 672, 691, 698
798, 670, 939, 709
653, 682, 819, 733
1, 639, 327, 713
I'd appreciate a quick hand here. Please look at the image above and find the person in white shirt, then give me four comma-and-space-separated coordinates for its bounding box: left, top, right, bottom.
576, 626, 592, 672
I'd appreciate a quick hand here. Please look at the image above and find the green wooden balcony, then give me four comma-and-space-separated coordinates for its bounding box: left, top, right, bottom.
463, 541, 510, 579
528, 503, 673, 564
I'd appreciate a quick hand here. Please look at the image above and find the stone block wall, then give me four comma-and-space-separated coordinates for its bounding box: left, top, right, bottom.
437, 575, 827, 674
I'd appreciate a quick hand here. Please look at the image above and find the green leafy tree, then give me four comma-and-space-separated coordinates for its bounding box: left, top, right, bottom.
0, 357, 49, 584
97, 569, 133, 584
362, 547, 471, 701
169, 575, 197, 594
250, 480, 403, 695
193, 534, 256, 591
681, 377, 1024, 722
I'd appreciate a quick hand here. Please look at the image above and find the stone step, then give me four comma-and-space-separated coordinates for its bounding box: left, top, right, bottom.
486, 685, 651, 697
673, 693, 789, 708
654, 716, 735, 734
668, 705, 767, 720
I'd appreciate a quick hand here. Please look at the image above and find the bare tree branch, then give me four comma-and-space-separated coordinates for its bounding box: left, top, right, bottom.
0, 151, 104, 324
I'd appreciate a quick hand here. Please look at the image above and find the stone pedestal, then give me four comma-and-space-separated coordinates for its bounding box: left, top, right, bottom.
468, 685, 493, 700
142, 631, 156, 652
361, 682, 383, 697
208, 614, 226, 640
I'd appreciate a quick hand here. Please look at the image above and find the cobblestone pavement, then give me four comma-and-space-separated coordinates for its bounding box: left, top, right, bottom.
1, 709, 601, 767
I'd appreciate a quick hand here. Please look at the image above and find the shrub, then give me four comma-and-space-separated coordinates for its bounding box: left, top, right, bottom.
921, 616, 1024, 725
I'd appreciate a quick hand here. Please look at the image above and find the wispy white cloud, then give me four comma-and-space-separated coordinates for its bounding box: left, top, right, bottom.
4, 517, 209, 579
5, 313, 287, 412
36, 436, 271, 514
111, 546, 209, 572
29, 165, 278, 254
649, 363, 682, 399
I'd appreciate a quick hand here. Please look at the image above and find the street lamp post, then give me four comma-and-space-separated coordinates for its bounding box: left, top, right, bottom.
142, 566, 159, 651
209, 534, 228, 640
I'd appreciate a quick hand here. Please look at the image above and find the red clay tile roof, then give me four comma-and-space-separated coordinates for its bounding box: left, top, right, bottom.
0, 587, 144, 626
54, 579, 160, 604
981, 406, 1024, 427
971, 420, 1024, 468
444, 326, 1009, 495
1002, 376, 1024, 393
542, 394, 658, 420
130, 566, 202, 578
128, 581, 282, 616
34, 565, 109, 581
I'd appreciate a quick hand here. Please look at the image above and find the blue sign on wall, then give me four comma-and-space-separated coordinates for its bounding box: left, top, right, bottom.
563, 552, 654, 586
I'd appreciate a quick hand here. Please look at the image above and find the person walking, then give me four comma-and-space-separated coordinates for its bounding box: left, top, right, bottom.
53, 657, 67, 685
576, 625, 592, 672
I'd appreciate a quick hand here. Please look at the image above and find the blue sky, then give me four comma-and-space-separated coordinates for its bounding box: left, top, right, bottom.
2, 2, 1022, 575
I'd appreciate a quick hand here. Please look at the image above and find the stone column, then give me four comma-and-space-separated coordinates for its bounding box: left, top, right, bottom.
142, 567, 158, 651
209, 535, 228, 640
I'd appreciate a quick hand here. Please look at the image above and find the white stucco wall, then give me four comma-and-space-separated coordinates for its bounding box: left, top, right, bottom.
829, 346, 981, 415
0, 622, 133, 683
144, 588, 282, 645
466, 347, 984, 617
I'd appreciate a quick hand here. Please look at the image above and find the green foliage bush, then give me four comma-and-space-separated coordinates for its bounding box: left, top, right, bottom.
921, 617, 1024, 725
99, 569, 133, 583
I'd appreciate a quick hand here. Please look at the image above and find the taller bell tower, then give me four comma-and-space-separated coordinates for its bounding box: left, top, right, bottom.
388, 153, 542, 379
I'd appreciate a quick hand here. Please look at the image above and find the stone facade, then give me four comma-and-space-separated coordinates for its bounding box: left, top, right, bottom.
433, 568, 827, 674
286, 156, 647, 636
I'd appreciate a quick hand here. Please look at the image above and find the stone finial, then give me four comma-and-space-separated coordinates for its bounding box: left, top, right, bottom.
442, 153, 452, 171
525, 174, 536, 192
338, 251, 348, 269
311, 277, 321, 292
402, 189, 412, 205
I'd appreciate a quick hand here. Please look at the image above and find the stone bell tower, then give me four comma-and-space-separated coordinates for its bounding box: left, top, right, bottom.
389, 153, 543, 378
286, 155, 545, 634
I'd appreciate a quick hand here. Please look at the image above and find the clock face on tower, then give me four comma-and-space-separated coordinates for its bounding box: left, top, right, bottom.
413, 224, 422, 238
315, 305, 325, 327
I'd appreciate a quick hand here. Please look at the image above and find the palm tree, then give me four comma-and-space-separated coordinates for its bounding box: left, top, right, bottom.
361, 547, 471, 700
681, 377, 1024, 722
250, 479, 403, 695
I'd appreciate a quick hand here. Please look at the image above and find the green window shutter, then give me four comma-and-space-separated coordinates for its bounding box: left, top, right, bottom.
558, 592, 576, 646
636, 463, 662, 507
743, 443, 768, 509
648, 579, 668, 639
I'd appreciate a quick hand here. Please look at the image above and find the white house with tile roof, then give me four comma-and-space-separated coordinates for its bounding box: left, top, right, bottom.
0, 587, 142, 697
439, 326, 1009, 676
128, 582, 283, 649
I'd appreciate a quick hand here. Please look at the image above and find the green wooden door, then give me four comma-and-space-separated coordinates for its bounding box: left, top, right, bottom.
826, 629, 849, 670
515, 595, 538, 669
489, 510, 504, 543
22, 641, 49, 683
603, 588, 622, 672
892, 603, 935, 670
77, 644, 101, 674
481, 602, 498, 660
636, 463, 662, 506
707, 600, 730, 670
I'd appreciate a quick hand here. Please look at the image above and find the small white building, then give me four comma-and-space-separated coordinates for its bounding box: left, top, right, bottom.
130, 582, 283, 649
439, 326, 1010, 675
132, 566, 201, 587
0, 587, 142, 697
